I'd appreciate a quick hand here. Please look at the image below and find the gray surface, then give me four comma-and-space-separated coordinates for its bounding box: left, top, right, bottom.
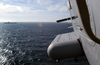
70, 0, 100, 65
48, 0, 100, 64
47, 32, 84, 60
52, 32, 79, 42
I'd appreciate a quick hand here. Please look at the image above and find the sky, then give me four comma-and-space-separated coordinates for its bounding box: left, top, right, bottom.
0, 0, 70, 22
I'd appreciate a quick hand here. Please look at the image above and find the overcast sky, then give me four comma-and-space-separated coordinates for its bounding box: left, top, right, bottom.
0, 0, 70, 22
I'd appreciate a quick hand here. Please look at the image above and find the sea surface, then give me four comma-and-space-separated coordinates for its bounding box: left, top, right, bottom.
0, 22, 89, 65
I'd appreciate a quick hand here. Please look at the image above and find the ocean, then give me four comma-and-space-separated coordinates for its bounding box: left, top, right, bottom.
0, 22, 89, 65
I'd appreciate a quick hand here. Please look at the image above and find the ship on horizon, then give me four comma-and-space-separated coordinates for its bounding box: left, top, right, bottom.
4, 22, 17, 24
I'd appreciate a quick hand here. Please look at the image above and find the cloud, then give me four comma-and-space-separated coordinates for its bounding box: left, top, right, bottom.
27, 0, 32, 4
16, 6, 23, 12
0, 0, 69, 22
36, 0, 52, 5
59, 6, 67, 12
0, 0, 67, 13
47, 4, 60, 11
47, 4, 68, 12
0, 2, 45, 14
0, 2, 23, 13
